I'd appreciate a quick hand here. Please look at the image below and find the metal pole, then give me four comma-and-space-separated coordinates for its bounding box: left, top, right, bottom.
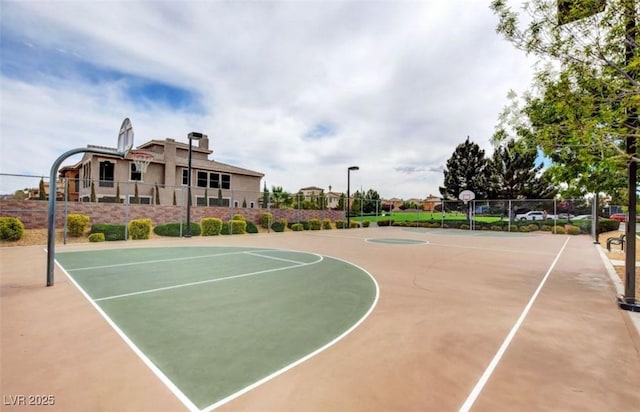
347, 170, 351, 229
186, 137, 193, 237
47, 147, 125, 286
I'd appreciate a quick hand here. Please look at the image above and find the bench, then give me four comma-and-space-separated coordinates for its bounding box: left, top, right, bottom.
607, 234, 626, 252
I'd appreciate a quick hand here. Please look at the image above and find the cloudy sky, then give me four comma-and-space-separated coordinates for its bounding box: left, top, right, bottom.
0, 0, 535, 199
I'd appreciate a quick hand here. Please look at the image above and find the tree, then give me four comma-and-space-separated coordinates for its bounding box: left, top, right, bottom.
116, 183, 121, 203
38, 178, 46, 200
173, 190, 177, 206
487, 139, 556, 199
490, 0, 638, 195
155, 183, 160, 205
262, 183, 269, 208
90, 181, 96, 202
133, 182, 139, 204
439, 137, 490, 200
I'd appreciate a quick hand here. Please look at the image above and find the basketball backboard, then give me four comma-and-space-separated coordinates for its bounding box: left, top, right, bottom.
117, 118, 134, 155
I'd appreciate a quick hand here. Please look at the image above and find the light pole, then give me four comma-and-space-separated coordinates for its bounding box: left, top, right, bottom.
185, 132, 203, 237
347, 166, 359, 228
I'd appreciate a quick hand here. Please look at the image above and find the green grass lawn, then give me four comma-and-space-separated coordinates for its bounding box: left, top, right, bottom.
352, 211, 503, 223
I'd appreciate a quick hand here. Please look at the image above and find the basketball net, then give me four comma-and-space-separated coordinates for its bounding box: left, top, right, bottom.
130, 150, 153, 173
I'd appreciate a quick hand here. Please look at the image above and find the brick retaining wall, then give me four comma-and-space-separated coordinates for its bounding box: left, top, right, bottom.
0, 200, 346, 229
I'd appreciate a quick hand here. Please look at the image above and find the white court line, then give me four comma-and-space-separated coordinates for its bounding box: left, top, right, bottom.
459, 236, 571, 412
200, 253, 380, 412
244, 250, 317, 265
65, 250, 259, 272
55, 259, 200, 412
94, 255, 323, 302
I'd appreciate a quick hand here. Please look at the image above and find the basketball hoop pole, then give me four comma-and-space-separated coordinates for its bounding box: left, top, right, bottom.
47, 147, 127, 286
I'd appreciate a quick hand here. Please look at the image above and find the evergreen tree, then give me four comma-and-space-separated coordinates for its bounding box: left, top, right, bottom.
439, 137, 490, 200
155, 183, 160, 205
133, 182, 139, 204
262, 183, 269, 208
487, 139, 556, 199
173, 190, 177, 206
38, 178, 46, 200
90, 181, 96, 202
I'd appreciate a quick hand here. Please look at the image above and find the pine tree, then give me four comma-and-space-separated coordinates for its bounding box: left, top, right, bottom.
439, 137, 490, 200
38, 178, 46, 200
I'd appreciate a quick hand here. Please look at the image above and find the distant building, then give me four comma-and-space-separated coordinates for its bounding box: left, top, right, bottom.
61, 136, 264, 207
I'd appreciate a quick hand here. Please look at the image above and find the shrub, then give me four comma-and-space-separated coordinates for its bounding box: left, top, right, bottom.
335, 220, 346, 229
154, 222, 201, 237
460, 224, 470, 230
528, 224, 539, 232
322, 218, 332, 230
362, 220, 371, 228
490, 225, 503, 231
566, 225, 581, 235
221, 222, 231, 235
232, 213, 246, 222
201, 218, 223, 236
540, 224, 552, 232
230, 220, 246, 234
309, 219, 322, 230
598, 218, 620, 233
91, 224, 127, 241
246, 221, 259, 233
288, 221, 309, 230
271, 220, 286, 232
350, 221, 360, 228
128, 219, 152, 240
260, 212, 273, 229
0, 217, 25, 241
377, 219, 393, 227
67, 214, 90, 237
291, 223, 304, 231
519, 225, 530, 232
554, 226, 566, 234
88, 233, 105, 242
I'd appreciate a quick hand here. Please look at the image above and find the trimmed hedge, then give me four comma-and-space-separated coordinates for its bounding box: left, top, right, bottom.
129, 219, 152, 240
201, 218, 223, 236
335, 220, 346, 229
91, 224, 127, 241
230, 220, 246, 234
260, 212, 273, 229
246, 221, 259, 234
232, 214, 246, 222
566, 225, 581, 235
322, 218, 332, 230
291, 223, 304, 231
88, 233, 105, 242
154, 222, 201, 237
309, 219, 322, 230
67, 213, 90, 237
271, 219, 286, 232
0, 217, 25, 241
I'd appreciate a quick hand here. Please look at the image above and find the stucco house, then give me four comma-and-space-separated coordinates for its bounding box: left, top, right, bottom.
67, 135, 264, 208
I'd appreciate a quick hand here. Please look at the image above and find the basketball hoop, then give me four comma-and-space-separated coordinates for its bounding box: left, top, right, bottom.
129, 150, 153, 173
458, 190, 475, 205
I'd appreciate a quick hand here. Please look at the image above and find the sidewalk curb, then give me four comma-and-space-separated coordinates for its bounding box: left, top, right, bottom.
595, 244, 640, 336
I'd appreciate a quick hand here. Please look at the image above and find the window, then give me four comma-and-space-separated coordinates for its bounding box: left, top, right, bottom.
99, 161, 114, 187
197, 171, 208, 188
130, 163, 142, 181
208, 173, 231, 189
82, 163, 91, 188
221, 174, 231, 189
182, 169, 189, 186
127, 195, 151, 205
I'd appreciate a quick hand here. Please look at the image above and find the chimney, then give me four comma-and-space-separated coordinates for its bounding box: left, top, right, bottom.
198, 134, 209, 150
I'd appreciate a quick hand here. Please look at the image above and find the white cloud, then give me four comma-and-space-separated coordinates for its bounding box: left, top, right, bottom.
0, 0, 535, 199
